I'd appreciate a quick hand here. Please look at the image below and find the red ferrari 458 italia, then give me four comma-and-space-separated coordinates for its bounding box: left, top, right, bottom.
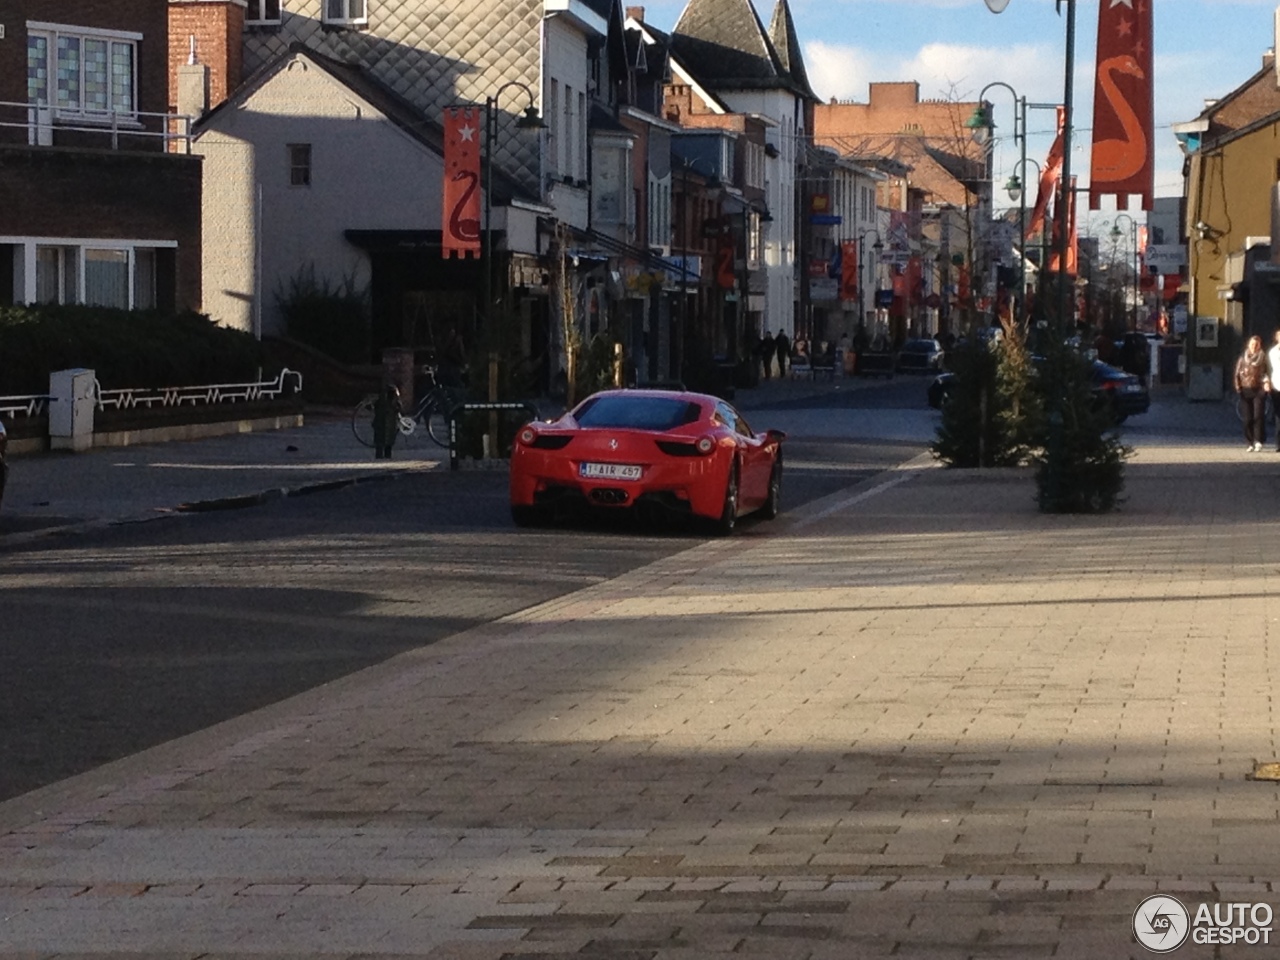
510, 389, 785, 534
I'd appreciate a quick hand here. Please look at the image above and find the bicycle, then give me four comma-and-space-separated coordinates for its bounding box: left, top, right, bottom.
351, 368, 466, 448
1229, 389, 1274, 423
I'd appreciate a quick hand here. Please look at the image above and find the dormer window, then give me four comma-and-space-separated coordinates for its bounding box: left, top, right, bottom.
246, 0, 282, 25
323, 0, 367, 26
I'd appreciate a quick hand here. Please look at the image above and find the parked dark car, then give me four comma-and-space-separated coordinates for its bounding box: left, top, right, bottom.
926, 359, 1149, 424
1091, 360, 1150, 423
896, 338, 945, 373
0, 418, 7, 511
927, 371, 955, 409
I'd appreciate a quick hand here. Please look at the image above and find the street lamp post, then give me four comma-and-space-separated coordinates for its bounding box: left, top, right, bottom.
968, 84, 1059, 328
1005, 156, 1043, 327
676, 155, 721, 384
980, 0, 1076, 341
858, 229, 883, 340
983, 0, 1076, 512
1110, 213, 1139, 331
482, 82, 544, 344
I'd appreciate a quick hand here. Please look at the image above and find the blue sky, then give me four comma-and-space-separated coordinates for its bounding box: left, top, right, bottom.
641, 0, 1276, 229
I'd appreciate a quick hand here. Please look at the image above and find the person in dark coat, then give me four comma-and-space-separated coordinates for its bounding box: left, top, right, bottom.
775, 330, 791, 378
758, 330, 776, 380
372, 382, 401, 460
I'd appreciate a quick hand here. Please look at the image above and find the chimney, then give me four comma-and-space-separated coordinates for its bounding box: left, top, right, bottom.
177, 36, 210, 118
626, 6, 645, 22
168, 0, 244, 114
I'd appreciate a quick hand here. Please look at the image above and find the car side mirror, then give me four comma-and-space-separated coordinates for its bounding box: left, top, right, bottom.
763, 428, 786, 443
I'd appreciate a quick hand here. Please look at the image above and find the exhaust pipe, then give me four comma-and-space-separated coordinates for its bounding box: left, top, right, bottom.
589, 488, 629, 505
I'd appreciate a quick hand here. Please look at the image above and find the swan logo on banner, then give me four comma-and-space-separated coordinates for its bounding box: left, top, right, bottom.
1089, 0, 1154, 211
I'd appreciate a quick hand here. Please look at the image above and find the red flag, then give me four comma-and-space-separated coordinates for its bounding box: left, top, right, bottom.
1049, 176, 1079, 278
442, 106, 482, 258
1027, 106, 1065, 242
715, 233, 735, 289
1088, 0, 1154, 210
839, 240, 858, 301
906, 256, 923, 304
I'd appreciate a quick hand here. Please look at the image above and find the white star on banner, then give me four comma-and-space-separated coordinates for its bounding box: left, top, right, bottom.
459, 125, 475, 142
1109, 0, 1134, 8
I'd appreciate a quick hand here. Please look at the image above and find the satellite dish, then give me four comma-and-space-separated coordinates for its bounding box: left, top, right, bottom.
983, 0, 1012, 11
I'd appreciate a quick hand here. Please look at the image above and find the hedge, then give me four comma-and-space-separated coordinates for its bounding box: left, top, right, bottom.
0, 305, 266, 394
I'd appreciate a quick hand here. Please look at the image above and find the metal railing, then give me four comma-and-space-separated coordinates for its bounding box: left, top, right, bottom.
94, 369, 303, 411
1, 100, 195, 153
448, 401, 540, 471
0, 395, 50, 419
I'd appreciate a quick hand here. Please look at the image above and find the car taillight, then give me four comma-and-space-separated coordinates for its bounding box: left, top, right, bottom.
529, 434, 573, 450
656, 436, 717, 457
519, 427, 537, 445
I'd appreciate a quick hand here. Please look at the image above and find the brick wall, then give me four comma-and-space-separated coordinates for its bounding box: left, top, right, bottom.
0, 146, 203, 312
168, 1, 245, 114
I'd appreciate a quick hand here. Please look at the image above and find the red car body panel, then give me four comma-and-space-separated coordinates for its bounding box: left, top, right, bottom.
509, 390, 781, 523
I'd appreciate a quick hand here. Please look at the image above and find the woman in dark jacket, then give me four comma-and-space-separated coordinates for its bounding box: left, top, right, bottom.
1235, 335, 1270, 451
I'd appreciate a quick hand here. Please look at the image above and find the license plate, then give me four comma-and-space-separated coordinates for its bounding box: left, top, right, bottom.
580, 462, 642, 481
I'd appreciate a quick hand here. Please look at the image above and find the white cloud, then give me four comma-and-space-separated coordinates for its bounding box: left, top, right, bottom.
805, 39, 1061, 106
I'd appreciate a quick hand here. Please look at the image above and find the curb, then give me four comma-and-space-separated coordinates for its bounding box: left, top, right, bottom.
0, 466, 422, 550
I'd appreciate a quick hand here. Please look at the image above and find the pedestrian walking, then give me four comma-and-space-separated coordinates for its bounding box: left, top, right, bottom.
372, 382, 401, 460
1234, 334, 1269, 452
775, 329, 791, 379
758, 330, 775, 380
1267, 330, 1280, 451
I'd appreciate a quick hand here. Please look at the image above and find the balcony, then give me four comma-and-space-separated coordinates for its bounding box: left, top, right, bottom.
0, 101, 194, 153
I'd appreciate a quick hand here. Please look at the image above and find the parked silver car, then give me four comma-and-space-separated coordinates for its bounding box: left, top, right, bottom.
896, 337, 945, 373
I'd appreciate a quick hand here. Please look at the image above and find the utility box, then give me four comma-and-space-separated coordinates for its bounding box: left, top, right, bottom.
49, 368, 96, 452
1187, 362, 1224, 401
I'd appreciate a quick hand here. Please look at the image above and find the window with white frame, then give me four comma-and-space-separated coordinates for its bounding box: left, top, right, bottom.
12, 242, 164, 309
592, 142, 631, 224
26, 23, 138, 119
547, 79, 559, 177
647, 172, 671, 250
323, 0, 367, 26
577, 92, 586, 180
245, 0, 282, 25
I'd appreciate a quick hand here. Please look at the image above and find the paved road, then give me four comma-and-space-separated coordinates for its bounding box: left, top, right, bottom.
3, 383, 1261, 959
0, 406, 914, 801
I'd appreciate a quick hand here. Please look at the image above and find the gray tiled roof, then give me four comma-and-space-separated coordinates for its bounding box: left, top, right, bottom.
670, 0, 788, 89
242, 0, 544, 191
767, 0, 817, 102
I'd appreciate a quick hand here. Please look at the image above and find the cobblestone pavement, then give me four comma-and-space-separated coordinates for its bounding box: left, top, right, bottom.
2, 394, 1276, 958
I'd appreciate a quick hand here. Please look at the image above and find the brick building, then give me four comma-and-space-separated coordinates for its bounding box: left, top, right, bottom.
815, 82, 992, 337
0, 0, 202, 313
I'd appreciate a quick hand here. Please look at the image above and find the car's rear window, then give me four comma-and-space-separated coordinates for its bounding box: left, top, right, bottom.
574, 396, 702, 431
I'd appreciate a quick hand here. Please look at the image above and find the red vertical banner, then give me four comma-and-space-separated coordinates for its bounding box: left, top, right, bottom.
839, 240, 858, 301
442, 106, 482, 258
1049, 176, 1080, 277
1088, 0, 1154, 210
905, 256, 923, 305
715, 233, 735, 289
1027, 106, 1065, 241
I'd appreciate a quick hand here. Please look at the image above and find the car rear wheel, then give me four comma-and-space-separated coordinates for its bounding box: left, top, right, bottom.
760, 456, 782, 520
711, 465, 739, 536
